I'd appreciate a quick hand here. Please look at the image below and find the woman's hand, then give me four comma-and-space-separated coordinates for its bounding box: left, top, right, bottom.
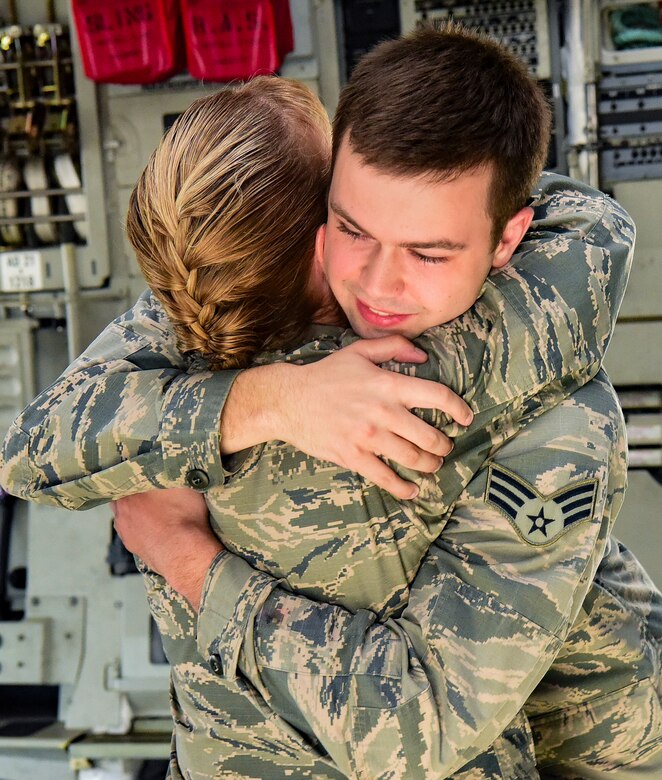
221, 336, 472, 500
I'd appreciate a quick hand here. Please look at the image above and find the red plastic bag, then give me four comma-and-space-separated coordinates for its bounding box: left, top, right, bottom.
272, 0, 294, 62
72, 0, 181, 84
181, 0, 292, 82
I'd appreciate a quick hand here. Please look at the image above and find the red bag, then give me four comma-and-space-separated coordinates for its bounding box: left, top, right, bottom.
181, 0, 292, 82
272, 0, 294, 62
72, 0, 181, 84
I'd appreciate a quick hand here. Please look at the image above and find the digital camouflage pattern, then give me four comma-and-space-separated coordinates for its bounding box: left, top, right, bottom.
1, 174, 660, 777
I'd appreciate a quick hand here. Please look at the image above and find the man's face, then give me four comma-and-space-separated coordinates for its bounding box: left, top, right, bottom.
316, 139, 532, 339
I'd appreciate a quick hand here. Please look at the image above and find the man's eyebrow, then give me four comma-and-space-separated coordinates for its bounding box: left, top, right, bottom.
399, 237, 467, 251
330, 200, 466, 252
330, 201, 371, 236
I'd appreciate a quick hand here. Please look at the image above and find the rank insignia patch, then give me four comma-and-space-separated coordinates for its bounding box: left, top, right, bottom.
485, 464, 598, 546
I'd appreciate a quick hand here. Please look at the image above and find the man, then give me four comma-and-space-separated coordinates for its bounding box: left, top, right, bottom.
2, 26, 660, 778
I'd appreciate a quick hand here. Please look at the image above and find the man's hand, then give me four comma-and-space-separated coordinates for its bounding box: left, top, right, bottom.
111, 488, 222, 611
221, 336, 473, 500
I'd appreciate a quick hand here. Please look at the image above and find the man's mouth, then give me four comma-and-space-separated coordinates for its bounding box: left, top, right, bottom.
367, 304, 394, 316
356, 298, 413, 327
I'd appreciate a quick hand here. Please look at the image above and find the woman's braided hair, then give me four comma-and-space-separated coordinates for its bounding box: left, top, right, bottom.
125, 77, 332, 369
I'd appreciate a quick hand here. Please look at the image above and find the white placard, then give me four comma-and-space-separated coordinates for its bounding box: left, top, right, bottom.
0, 251, 44, 291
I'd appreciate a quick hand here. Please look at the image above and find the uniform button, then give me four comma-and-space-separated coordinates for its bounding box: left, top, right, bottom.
209, 653, 223, 675
185, 469, 210, 491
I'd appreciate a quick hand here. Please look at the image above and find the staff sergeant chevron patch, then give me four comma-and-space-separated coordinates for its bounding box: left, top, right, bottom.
485, 464, 599, 546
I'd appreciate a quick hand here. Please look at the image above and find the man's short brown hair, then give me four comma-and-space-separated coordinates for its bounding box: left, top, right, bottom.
333, 24, 552, 245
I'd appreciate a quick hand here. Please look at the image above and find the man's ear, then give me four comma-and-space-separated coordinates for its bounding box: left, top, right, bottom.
314, 223, 327, 269
307, 224, 328, 297
492, 206, 534, 269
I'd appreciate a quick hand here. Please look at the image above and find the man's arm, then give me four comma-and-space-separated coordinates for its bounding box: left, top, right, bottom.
118, 372, 626, 776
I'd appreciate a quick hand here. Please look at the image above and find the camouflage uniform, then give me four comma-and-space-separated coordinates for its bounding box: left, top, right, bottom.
1, 174, 660, 778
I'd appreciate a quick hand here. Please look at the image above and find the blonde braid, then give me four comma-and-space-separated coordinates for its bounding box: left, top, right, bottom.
158, 216, 217, 356
126, 78, 332, 369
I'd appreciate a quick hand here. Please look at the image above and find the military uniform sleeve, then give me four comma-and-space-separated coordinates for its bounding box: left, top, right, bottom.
197, 371, 627, 777
0, 290, 240, 509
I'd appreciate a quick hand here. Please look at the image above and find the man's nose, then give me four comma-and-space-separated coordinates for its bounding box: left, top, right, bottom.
360, 248, 404, 299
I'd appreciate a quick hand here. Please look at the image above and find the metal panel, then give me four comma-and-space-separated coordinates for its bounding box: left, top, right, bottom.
604, 322, 662, 385
406, 0, 551, 78
613, 470, 662, 588
610, 180, 662, 319
0, 621, 46, 683
0, 317, 37, 438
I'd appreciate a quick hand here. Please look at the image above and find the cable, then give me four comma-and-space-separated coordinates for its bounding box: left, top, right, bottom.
23, 157, 57, 244
53, 153, 88, 241
0, 158, 22, 246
